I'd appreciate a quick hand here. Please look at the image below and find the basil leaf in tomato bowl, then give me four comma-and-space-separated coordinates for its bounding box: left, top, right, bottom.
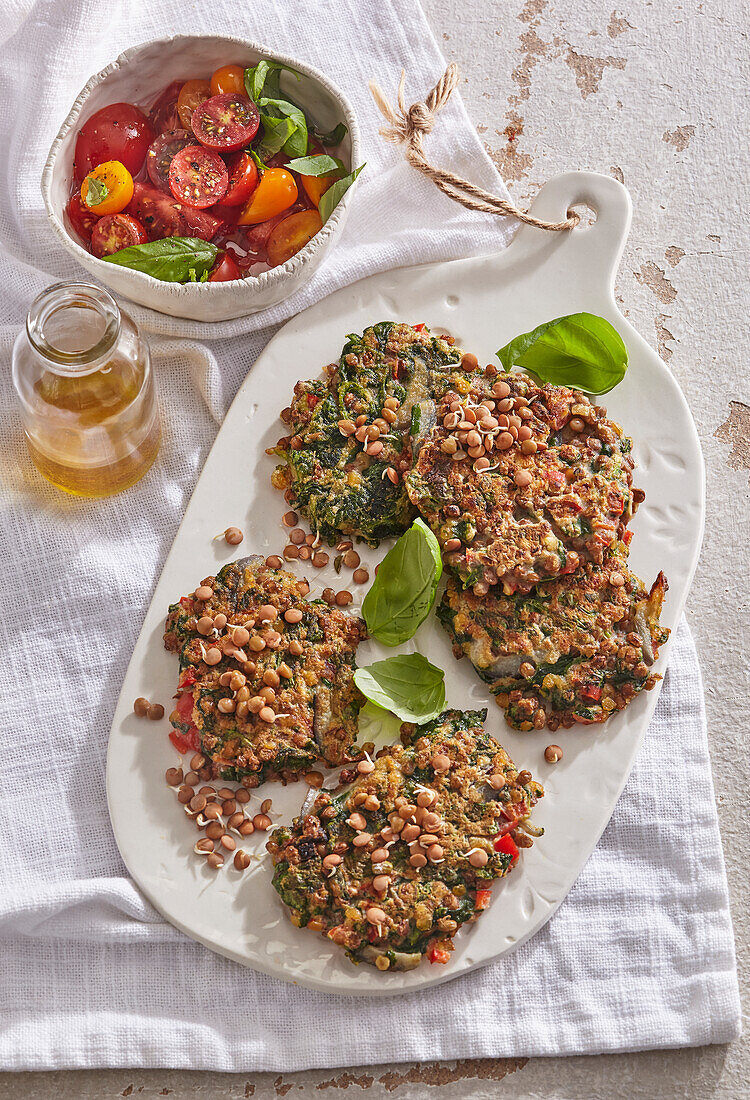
101, 237, 218, 283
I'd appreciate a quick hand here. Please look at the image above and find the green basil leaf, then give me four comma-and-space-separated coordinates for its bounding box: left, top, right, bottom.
315, 122, 348, 146
318, 163, 365, 223
244, 60, 300, 103
284, 154, 344, 176
258, 115, 295, 159
496, 312, 628, 395
354, 654, 446, 724
259, 97, 308, 157
363, 518, 442, 646
101, 237, 218, 283
85, 176, 108, 207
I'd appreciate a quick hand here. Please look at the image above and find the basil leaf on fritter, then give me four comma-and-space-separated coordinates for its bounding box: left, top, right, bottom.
363, 518, 442, 646
354, 653, 446, 723
496, 312, 628, 394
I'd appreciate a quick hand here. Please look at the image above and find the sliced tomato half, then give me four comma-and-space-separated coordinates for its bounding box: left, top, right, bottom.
169, 145, 228, 208
146, 129, 194, 192
66, 194, 100, 242
208, 251, 242, 281
177, 79, 211, 130
91, 213, 148, 257
149, 80, 184, 134
191, 92, 260, 151
266, 209, 323, 267
222, 151, 259, 207
126, 182, 224, 241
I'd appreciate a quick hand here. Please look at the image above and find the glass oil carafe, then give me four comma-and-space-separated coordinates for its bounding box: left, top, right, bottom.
12, 283, 160, 496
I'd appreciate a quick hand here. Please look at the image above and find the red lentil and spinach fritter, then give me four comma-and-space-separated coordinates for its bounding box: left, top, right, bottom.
406, 373, 637, 595
437, 542, 669, 731
270, 322, 485, 546
164, 557, 366, 785
268, 709, 543, 970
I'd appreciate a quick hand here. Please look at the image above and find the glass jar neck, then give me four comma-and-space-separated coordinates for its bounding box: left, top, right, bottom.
25, 282, 121, 376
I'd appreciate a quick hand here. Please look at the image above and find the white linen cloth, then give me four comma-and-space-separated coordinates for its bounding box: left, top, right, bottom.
0, 0, 740, 1072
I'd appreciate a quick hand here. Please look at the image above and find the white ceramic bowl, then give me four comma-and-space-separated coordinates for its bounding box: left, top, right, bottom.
42, 35, 361, 322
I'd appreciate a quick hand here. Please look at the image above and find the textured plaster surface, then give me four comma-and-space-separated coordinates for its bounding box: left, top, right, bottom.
2, 0, 747, 1095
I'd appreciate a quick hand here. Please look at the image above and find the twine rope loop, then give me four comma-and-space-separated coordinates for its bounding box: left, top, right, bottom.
369, 64, 579, 232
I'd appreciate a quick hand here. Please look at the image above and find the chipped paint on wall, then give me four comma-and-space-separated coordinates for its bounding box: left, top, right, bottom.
564, 49, 627, 98
715, 402, 750, 484
635, 261, 677, 304
665, 245, 686, 266
610, 164, 625, 182
608, 10, 634, 37
509, 26, 549, 105
487, 112, 532, 180
655, 315, 676, 361
662, 124, 696, 150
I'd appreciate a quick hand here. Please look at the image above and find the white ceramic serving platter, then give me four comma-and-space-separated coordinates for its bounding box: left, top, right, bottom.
107, 171, 704, 995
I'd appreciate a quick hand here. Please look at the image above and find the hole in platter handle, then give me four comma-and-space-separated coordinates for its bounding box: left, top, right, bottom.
523, 171, 633, 291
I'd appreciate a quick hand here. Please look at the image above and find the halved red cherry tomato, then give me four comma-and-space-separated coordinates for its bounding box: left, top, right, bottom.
494, 834, 519, 863
149, 80, 184, 134
126, 181, 224, 241
210, 63, 246, 96
66, 194, 99, 242
177, 79, 211, 130
222, 151, 259, 206
80, 160, 134, 215
208, 251, 242, 281
91, 213, 148, 257
191, 93, 260, 151
266, 209, 323, 267
238, 168, 297, 225
169, 145, 228, 208
146, 129, 193, 192
74, 103, 153, 182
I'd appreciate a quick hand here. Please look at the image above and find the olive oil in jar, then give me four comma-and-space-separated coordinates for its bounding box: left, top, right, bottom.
12, 283, 160, 497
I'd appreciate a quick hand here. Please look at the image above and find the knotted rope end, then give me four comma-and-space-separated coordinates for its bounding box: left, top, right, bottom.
368, 65, 577, 233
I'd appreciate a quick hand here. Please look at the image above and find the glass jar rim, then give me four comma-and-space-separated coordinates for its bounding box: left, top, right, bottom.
26, 282, 121, 373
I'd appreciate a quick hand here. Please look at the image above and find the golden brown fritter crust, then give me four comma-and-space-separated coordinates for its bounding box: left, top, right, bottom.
268, 709, 543, 970
438, 542, 669, 730
270, 322, 481, 545
406, 374, 636, 594
164, 557, 366, 785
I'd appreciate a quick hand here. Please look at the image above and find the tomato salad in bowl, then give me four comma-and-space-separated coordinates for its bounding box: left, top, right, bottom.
65, 58, 362, 285
41, 36, 362, 319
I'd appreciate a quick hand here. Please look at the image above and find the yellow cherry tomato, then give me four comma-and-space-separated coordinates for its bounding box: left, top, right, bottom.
210, 63, 246, 96
237, 168, 298, 225
267, 210, 323, 267
299, 156, 342, 207
80, 160, 134, 215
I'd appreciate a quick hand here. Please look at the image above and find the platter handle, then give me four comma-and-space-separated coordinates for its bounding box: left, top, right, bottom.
508, 171, 633, 299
